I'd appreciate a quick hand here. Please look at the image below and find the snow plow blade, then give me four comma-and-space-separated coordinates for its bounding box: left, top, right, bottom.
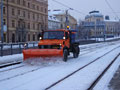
23, 49, 63, 60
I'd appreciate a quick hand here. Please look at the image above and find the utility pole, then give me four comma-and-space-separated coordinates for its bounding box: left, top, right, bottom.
65, 8, 73, 29
0, 0, 4, 43
95, 19, 97, 41
104, 22, 106, 41
7, 0, 9, 43
65, 10, 69, 28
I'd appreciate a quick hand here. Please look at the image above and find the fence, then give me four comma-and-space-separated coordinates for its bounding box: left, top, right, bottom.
0, 42, 38, 56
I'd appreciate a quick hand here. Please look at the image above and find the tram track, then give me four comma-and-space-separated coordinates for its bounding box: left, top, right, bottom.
0, 40, 119, 70
45, 46, 120, 90
87, 53, 120, 90
0, 42, 119, 84
0, 43, 106, 72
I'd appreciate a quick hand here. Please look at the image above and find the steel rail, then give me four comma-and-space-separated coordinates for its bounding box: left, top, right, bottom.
87, 53, 120, 90
45, 46, 120, 90
0, 62, 22, 69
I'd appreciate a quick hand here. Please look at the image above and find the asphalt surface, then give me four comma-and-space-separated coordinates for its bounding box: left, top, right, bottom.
108, 65, 120, 90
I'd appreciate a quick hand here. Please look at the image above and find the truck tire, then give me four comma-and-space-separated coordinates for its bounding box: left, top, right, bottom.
63, 49, 68, 62
73, 46, 79, 58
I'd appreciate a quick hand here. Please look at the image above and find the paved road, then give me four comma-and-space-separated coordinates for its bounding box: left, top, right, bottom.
108, 65, 120, 90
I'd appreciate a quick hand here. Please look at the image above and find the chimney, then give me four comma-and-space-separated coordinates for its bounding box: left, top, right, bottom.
105, 15, 110, 20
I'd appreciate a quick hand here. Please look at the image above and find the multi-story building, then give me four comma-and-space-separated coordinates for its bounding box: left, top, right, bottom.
48, 11, 60, 30
81, 10, 120, 39
105, 20, 120, 37
0, 0, 48, 43
53, 11, 77, 30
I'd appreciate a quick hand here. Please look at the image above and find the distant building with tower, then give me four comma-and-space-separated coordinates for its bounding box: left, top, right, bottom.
81, 10, 120, 40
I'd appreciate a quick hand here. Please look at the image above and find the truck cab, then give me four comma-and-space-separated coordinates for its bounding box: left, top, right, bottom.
38, 29, 80, 61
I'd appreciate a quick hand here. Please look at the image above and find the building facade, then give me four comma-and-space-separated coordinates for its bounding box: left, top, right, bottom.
0, 0, 48, 43
53, 11, 77, 30
81, 10, 120, 39
48, 11, 60, 30
105, 20, 120, 37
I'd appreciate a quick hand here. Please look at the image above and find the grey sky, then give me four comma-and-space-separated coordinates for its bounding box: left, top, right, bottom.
48, 0, 120, 21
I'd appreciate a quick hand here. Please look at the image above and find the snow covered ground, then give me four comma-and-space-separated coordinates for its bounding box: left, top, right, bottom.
0, 41, 120, 90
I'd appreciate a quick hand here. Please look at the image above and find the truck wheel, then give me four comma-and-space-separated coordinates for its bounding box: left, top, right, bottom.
73, 52, 78, 58
63, 49, 68, 62
73, 46, 79, 58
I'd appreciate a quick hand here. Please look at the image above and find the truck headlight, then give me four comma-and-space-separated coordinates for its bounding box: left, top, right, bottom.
39, 37, 42, 40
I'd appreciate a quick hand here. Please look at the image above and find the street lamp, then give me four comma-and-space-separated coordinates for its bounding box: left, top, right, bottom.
52, 8, 73, 29
65, 8, 73, 28
104, 22, 106, 41
0, 0, 4, 43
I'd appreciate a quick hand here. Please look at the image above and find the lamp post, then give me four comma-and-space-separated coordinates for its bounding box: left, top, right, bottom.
0, 0, 4, 43
65, 8, 73, 29
53, 8, 73, 29
94, 19, 97, 41
104, 22, 106, 41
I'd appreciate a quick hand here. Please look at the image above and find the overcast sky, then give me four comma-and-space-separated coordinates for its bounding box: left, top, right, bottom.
48, 0, 120, 21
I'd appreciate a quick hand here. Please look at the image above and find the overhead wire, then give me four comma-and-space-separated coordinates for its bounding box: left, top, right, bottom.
52, 0, 86, 15
105, 0, 120, 20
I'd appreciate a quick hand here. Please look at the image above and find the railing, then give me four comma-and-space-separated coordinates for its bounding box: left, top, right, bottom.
0, 42, 38, 56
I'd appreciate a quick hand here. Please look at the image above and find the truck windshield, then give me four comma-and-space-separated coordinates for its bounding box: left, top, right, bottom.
43, 31, 64, 39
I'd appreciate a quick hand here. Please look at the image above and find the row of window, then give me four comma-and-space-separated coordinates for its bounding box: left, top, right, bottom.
9, 0, 47, 13
3, 18, 45, 30
3, 6, 47, 21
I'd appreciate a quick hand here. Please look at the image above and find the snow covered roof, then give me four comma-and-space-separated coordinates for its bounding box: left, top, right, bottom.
48, 12, 60, 22
36, 0, 47, 2
104, 19, 120, 22
51, 10, 65, 15
85, 11, 103, 19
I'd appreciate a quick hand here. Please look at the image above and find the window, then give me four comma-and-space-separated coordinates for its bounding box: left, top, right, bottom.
33, 13, 35, 20
33, 34, 35, 41
18, 9, 20, 15
33, 23, 35, 29
23, 11, 25, 17
12, 20, 15, 28
37, 23, 39, 30
12, 8, 15, 15
12, 33, 15, 42
37, 14, 39, 19
37, 6, 39, 10
32, 4, 35, 9
41, 7, 43, 12
18, 21, 20, 27
17, 0, 20, 4
28, 12, 30, 19
11, 0, 15, 3
43, 31, 64, 39
28, 23, 30, 29
3, 19, 6, 25
45, 8, 47, 13
23, 0, 26, 6
23, 22, 26, 28
3, 7, 6, 14
4, 33, 6, 42
28, 34, 30, 41
28, 2, 30, 8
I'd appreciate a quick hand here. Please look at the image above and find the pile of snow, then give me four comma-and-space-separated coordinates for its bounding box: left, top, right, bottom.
0, 54, 23, 65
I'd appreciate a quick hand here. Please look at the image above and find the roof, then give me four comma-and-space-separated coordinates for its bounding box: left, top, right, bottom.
85, 11, 103, 19
104, 19, 120, 22
48, 12, 60, 22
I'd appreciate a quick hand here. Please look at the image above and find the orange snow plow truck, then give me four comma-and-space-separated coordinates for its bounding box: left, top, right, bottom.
23, 29, 80, 61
